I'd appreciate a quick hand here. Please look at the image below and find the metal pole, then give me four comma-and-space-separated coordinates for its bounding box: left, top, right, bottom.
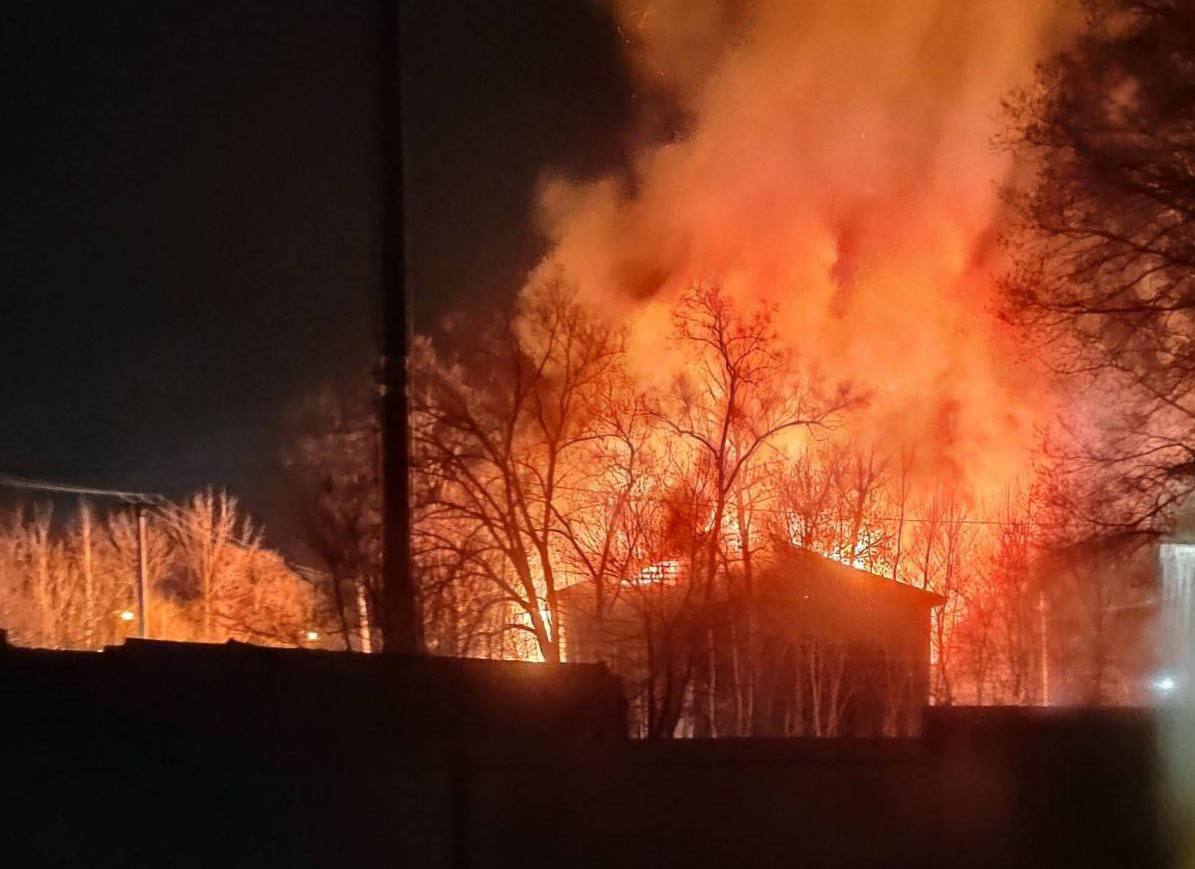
136, 503, 150, 639
357, 580, 373, 654
1038, 588, 1049, 706
379, 0, 422, 653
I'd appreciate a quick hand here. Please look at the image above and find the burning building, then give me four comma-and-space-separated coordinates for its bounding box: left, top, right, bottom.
558, 547, 943, 738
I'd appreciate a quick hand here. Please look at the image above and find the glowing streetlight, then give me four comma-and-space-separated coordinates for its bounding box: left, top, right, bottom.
304, 630, 320, 642
119, 609, 136, 622
1152, 674, 1178, 696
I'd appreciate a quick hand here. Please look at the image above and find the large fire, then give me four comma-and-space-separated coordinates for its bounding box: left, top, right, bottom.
457, 0, 1108, 715
3, 1, 1169, 734
532, 0, 1063, 502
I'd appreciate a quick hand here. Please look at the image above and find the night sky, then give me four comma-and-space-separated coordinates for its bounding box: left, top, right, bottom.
1, 1, 632, 547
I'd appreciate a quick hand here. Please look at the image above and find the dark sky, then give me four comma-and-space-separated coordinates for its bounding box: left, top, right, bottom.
1, 1, 632, 547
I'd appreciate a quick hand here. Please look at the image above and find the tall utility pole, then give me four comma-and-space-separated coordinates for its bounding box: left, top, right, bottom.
379, 0, 423, 654
135, 503, 150, 640
1038, 588, 1050, 706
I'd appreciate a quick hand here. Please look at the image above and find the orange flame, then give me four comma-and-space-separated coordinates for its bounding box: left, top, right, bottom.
528, 0, 1067, 502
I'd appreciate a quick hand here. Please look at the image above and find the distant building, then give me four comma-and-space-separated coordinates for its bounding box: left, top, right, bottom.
1037, 540, 1162, 707
1157, 542, 1195, 687
559, 547, 944, 737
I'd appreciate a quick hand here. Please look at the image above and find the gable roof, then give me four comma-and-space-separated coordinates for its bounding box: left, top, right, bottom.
557, 546, 946, 610
762, 547, 946, 609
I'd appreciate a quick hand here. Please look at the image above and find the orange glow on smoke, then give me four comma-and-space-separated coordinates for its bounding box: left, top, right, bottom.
529, 0, 1064, 504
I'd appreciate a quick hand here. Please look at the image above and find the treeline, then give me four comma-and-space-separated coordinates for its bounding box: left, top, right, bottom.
0, 286, 1147, 732
292, 283, 1147, 736
0, 489, 325, 650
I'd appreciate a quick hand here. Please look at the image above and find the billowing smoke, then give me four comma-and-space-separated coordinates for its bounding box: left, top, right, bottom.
528, 0, 1067, 499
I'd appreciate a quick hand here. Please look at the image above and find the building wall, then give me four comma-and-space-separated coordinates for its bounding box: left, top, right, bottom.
559, 557, 938, 737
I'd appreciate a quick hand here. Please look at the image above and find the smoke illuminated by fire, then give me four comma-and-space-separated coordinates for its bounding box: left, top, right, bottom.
529, 0, 1068, 501
412, 0, 1143, 708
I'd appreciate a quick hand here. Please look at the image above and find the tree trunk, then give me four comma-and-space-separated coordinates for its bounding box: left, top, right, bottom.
80, 499, 94, 648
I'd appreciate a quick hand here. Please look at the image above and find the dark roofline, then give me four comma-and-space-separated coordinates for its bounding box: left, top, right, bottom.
770, 547, 948, 607
0, 634, 620, 683
557, 547, 947, 608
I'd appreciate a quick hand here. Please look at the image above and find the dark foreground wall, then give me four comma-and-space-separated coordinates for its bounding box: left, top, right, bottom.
459, 711, 1166, 869
0, 641, 1171, 868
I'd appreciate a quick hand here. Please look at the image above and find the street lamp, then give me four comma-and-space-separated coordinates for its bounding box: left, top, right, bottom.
1152, 673, 1179, 697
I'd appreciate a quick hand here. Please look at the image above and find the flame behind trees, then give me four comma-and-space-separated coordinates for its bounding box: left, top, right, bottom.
8, 1, 1184, 722
396, 282, 1075, 721
445, 0, 1082, 717
412, 279, 628, 662
410, 282, 853, 664
1, 0, 1158, 721
533, 0, 1061, 505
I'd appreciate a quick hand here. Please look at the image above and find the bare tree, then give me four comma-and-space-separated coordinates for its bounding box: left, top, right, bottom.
212, 548, 328, 647
412, 280, 623, 662
647, 284, 858, 735
0, 493, 332, 651
803, 640, 857, 737
159, 489, 259, 641
904, 485, 978, 705
287, 384, 384, 651
1005, 0, 1195, 535
772, 447, 838, 552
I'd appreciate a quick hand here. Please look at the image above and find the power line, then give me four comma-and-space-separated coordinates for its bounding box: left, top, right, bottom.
0, 473, 168, 507
0, 471, 1085, 530
0, 473, 167, 640
440, 479, 1078, 529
